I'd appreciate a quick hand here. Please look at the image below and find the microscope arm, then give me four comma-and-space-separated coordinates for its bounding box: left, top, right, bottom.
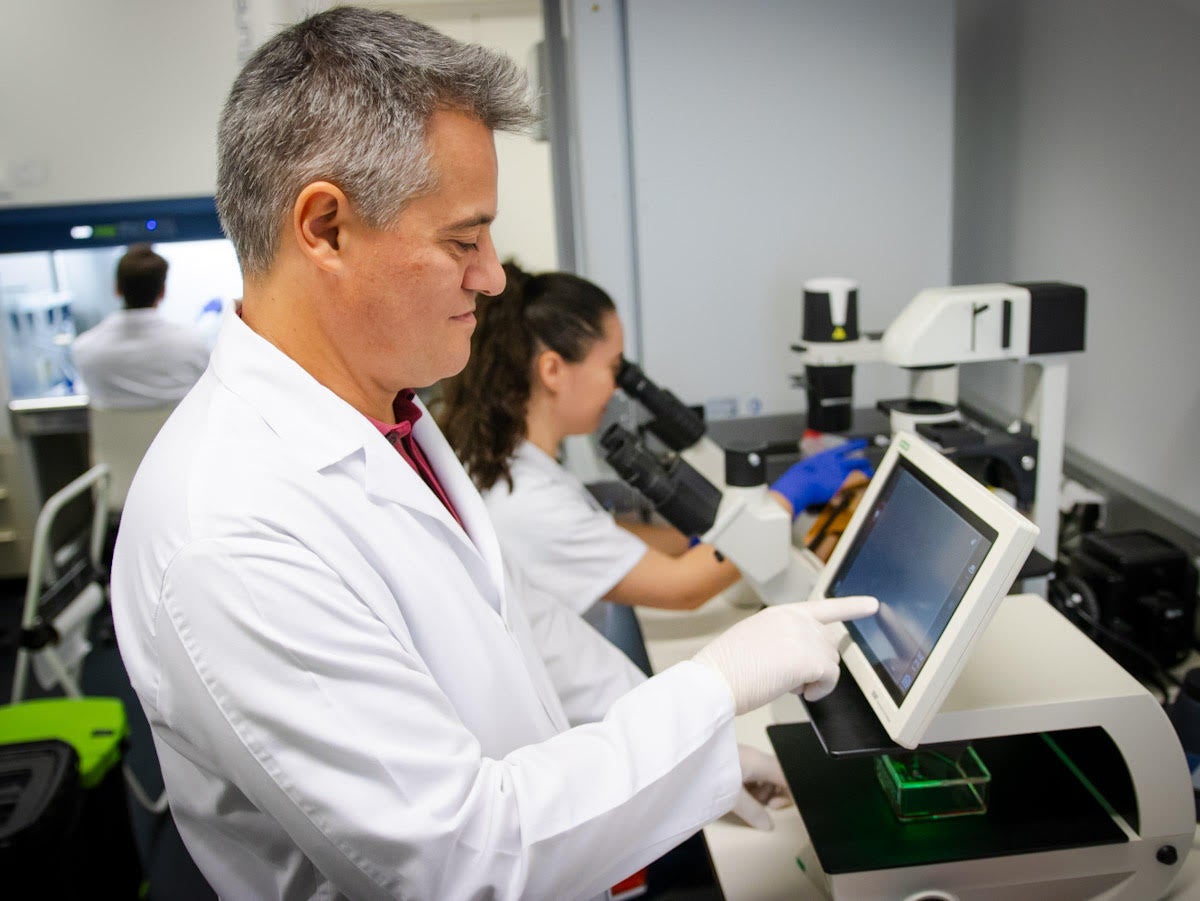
678, 437, 728, 489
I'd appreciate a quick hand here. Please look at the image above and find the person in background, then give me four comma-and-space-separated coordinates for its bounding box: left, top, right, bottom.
110, 8, 876, 900
71, 243, 210, 409
437, 262, 873, 644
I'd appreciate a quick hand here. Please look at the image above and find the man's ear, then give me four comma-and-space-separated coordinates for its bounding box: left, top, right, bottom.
534, 348, 566, 394
292, 182, 351, 273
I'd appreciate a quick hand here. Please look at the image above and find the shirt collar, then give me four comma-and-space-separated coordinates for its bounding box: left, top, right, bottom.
366, 390, 423, 440
114, 307, 161, 319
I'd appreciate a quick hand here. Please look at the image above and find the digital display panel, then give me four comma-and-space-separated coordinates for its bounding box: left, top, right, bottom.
830, 457, 997, 705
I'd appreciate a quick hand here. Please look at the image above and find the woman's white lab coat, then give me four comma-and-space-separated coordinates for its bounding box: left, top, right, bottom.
483, 440, 647, 630
110, 314, 740, 901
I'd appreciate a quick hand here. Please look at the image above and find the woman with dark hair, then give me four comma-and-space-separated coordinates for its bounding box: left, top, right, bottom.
439, 263, 736, 631
438, 262, 868, 641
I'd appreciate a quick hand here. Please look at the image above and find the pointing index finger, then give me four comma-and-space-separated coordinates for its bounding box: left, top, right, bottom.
804, 595, 879, 624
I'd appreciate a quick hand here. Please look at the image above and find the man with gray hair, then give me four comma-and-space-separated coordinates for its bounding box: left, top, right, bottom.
111, 7, 875, 899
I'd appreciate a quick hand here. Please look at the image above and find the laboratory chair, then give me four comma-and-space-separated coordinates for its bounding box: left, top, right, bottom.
8, 463, 168, 815
87, 403, 176, 513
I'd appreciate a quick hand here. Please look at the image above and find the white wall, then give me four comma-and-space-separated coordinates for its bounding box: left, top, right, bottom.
954, 0, 1200, 526
398, 5, 558, 271
0, 0, 555, 270
0, 0, 244, 206
562, 0, 957, 417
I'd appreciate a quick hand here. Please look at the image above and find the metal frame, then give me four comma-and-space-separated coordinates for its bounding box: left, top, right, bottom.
8, 462, 168, 814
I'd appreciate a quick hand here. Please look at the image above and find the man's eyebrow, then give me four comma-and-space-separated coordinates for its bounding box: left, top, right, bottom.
443, 213, 495, 231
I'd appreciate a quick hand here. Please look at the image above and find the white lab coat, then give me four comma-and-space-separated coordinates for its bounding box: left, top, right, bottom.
111, 313, 740, 901
483, 440, 646, 628
71, 307, 211, 409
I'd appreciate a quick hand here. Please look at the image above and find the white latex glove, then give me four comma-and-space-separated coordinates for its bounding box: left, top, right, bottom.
729, 744, 793, 831
692, 596, 878, 715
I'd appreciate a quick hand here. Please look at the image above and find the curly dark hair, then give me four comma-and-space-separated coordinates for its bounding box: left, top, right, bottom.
437, 261, 617, 491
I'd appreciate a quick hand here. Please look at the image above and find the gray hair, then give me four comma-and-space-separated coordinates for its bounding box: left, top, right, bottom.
216, 5, 536, 276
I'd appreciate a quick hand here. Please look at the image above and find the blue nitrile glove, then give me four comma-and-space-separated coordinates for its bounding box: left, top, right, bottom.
771, 439, 873, 516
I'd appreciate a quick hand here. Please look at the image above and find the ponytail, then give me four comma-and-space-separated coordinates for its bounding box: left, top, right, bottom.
437, 261, 616, 491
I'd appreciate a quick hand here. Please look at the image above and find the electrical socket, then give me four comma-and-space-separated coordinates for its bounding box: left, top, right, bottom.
704, 396, 738, 420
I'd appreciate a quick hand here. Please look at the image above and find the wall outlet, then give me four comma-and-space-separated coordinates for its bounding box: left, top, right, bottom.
704, 396, 739, 420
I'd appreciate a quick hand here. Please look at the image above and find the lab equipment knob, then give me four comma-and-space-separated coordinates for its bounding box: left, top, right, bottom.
724, 443, 767, 489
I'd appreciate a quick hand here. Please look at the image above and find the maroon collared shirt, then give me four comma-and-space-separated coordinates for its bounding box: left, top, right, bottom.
366, 390, 464, 529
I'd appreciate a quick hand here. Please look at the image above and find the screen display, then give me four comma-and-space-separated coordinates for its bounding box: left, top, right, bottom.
831, 457, 997, 705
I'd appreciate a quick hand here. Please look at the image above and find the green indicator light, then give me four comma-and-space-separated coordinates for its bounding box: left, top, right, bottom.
93, 224, 118, 238
794, 855, 806, 873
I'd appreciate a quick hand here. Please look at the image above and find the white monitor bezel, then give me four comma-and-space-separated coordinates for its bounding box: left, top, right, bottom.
813, 430, 1038, 749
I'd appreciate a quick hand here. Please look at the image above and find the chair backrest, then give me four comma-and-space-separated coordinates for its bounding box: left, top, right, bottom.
88, 405, 176, 511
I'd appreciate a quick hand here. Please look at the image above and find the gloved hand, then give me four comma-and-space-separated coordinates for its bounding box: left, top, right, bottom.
692, 596, 879, 715
729, 744, 793, 830
771, 439, 874, 516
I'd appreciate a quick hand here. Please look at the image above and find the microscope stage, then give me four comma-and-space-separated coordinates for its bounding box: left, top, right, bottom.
767, 721, 1128, 875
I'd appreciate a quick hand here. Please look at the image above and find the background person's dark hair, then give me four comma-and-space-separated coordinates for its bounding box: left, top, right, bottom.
438, 261, 617, 491
116, 244, 168, 310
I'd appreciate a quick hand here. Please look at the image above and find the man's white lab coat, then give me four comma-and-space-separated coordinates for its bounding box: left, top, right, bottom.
111, 313, 741, 900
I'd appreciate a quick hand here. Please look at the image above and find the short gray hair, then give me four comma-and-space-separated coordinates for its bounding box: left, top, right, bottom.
216, 6, 536, 276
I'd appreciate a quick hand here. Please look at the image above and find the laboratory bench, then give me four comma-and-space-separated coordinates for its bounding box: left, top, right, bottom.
635, 588, 1200, 901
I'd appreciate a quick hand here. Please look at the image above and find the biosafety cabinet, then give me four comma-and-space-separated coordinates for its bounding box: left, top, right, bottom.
0, 197, 240, 577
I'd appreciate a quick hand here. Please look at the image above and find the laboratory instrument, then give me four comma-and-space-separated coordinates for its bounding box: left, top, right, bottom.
1052, 528, 1197, 680
792, 280, 1086, 559
763, 436, 1191, 900
600, 421, 823, 607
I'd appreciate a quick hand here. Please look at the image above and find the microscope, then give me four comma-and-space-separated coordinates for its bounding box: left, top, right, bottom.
604, 276, 1087, 604
602, 359, 823, 607
792, 278, 1086, 561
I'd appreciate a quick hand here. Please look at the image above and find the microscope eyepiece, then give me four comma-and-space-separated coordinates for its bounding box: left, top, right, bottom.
599, 424, 676, 509
615, 357, 649, 396
600, 423, 720, 536
614, 358, 706, 451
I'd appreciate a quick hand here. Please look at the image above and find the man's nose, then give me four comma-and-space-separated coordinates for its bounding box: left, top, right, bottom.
466, 232, 506, 297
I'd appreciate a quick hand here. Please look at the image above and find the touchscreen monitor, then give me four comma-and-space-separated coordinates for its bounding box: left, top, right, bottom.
813, 431, 1037, 748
